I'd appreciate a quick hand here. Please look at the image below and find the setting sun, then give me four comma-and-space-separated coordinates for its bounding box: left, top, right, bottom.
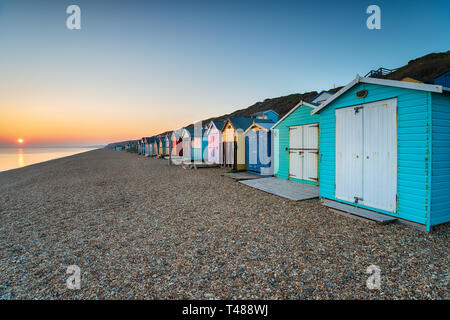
17, 138, 24, 144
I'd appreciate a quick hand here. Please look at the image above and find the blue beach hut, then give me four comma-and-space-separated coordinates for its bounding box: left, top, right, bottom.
311, 75, 450, 231
434, 69, 450, 87
251, 109, 279, 123
244, 121, 275, 176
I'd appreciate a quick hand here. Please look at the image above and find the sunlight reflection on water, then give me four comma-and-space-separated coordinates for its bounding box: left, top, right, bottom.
0, 147, 95, 172
17, 148, 24, 168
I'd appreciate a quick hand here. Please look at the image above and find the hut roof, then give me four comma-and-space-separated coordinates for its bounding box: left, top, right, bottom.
211, 120, 226, 131
183, 127, 207, 138
312, 75, 447, 114
226, 116, 273, 131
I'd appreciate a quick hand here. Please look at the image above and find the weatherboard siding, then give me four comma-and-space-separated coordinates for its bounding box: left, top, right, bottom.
319, 82, 431, 226
431, 92, 450, 226
274, 105, 320, 183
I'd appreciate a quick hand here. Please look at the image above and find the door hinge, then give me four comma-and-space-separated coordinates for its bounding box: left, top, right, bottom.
354, 106, 364, 114
354, 196, 363, 204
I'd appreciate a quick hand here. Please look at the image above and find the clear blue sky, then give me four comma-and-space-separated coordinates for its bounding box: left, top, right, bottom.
0, 0, 449, 145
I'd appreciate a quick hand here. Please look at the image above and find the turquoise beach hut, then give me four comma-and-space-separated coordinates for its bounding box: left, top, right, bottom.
271, 98, 326, 185
311, 75, 450, 231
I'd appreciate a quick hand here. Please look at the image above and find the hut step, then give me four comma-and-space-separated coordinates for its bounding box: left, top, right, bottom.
322, 200, 397, 225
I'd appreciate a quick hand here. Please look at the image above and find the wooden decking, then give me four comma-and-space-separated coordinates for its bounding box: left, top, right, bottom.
239, 177, 319, 201
223, 172, 265, 181
322, 200, 397, 224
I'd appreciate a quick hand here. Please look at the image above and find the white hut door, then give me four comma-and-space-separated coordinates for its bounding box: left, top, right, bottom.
362, 99, 397, 212
335, 106, 363, 203
289, 126, 302, 179
208, 131, 219, 164
303, 124, 319, 182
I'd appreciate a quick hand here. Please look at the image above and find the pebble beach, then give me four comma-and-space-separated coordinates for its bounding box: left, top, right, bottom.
0, 149, 448, 299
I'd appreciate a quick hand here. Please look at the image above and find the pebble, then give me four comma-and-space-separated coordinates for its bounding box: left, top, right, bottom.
0, 149, 448, 299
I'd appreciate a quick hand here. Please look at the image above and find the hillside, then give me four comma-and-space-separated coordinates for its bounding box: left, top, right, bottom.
106, 50, 449, 148
385, 51, 450, 82
190, 51, 449, 130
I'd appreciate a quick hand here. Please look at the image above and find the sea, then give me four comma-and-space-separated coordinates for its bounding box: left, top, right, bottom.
0, 147, 97, 172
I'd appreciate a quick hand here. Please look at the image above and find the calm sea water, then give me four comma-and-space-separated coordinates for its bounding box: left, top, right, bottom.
0, 147, 96, 172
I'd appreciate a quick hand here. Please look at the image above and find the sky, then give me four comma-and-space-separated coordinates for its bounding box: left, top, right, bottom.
0, 0, 449, 146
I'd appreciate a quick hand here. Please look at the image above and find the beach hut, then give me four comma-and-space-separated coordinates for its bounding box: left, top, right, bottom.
182, 127, 208, 163
271, 97, 326, 185
171, 130, 183, 157
141, 138, 147, 155
150, 137, 157, 156
434, 69, 450, 87
311, 75, 450, 231
142, 139, 147, 155
143, 137, 149, 155
157, 133, 171, 156
127, 140, 137, 152
153, 136, 161, 155
143, 137, 155, 156
151, 138, 158, 156
400, 75, 432, 84
222, 117, 253, 170
137, 139, 143, 154
157, 135, 167, 156
222, 116, 273, 170
150, 137, 159, 156
244, 120, 275, 175
206, 120, 225, 164
310, 91, 335, 105
250, 109, 279, 123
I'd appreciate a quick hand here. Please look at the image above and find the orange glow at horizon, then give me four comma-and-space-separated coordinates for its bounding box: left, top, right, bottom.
0, 99, 197, 146
0, 83, 220, 146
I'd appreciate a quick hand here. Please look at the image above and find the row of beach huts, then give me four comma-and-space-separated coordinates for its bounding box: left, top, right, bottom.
114, 72, 450, 232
